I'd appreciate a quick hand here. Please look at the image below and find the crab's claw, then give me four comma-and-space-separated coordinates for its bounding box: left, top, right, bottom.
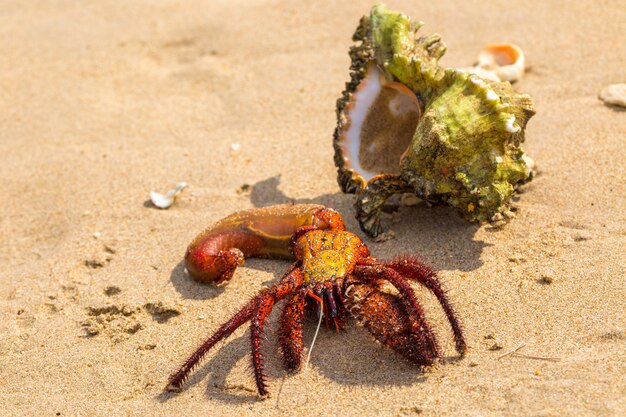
346, 282, 441, 365
184, 204, 346, 284
383, 327, 440, 366
185, 246, 245, 284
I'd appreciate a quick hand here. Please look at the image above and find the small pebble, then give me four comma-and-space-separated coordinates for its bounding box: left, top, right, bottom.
236, 184, 251, 194
373, 230, 396, 243
540, 274, 554, 284
103, 244, 116, 254
573, 232, 592, 242
401, 193, 421, 207
503, 210, 516, 220
104, 286, 122, 296
599, 84, 626, 108
138, 343, 157, 351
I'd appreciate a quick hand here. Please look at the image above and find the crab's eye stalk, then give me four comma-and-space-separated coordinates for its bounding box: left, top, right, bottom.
335, 64, 422, 189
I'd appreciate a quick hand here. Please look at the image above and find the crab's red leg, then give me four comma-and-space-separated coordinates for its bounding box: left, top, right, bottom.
332, 279, 348, 331
385, 256, 466, 355
278, 290, 307, 371
166, 264, 303, 394
166, 299, 255, 392
354, 264, 441, 358
250, 267, 304, 396
185, 204, 345, 283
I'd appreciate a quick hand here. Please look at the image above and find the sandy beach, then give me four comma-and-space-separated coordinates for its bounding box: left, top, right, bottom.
1, 0, 624, 415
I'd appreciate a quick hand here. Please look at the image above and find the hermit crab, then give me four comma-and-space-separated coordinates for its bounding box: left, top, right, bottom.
166, 204, 466, 397
334, 4, 536, 236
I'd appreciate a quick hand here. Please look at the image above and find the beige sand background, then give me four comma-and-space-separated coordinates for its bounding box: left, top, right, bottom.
1, 0, 624, 415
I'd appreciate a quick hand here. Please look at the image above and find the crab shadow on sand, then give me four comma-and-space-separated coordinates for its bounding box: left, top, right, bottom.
169, 261, 226, 300
157, 313, 458, 405
164, 250, 459, 405
160, 175, 481, 404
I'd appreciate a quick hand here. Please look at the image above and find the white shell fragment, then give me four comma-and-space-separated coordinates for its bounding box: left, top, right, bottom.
150, 182, 187, 209
599, 84, 626, 108
462, 43, 526, 83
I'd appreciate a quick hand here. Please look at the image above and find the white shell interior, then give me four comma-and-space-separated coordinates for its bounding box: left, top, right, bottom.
339, 65, 421, 182
343, 65, 385, 181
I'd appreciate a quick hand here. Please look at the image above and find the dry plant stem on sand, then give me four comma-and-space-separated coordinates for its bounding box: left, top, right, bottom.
498, 344, 561, 362
166, 204, 466, 397
498, 343, 526, 359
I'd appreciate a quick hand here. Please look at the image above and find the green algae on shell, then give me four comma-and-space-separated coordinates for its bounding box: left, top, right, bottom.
333, 4, 536, 236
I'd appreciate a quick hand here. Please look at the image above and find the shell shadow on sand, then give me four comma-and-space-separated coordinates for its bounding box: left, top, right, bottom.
248, 175, 489, 273
169, 174, 488, 301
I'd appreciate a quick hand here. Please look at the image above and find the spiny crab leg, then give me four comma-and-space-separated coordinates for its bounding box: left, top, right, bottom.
250, 267, 304, 396
278, 290, 307, 372
167, 264, 304, 395
166, 298, 255, 392
385, 256, 467, 355
184, 204, 346, 283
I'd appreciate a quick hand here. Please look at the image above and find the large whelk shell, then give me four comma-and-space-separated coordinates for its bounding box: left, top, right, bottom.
337, 64, 422, 188
333, 5, 536, 236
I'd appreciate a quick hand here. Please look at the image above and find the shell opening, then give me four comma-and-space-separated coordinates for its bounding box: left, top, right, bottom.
477, 43, 525, 83
339, 64, 422, 182
479, 44, 521, 67
462, 43, 526, 83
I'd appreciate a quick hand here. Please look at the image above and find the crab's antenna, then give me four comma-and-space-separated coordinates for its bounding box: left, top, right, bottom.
305, 298, 324, 370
